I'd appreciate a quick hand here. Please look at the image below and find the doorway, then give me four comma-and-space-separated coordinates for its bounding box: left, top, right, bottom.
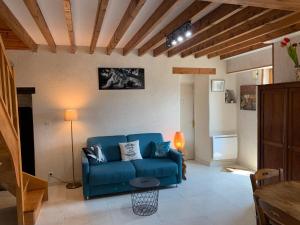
17, 88, 35, 175
180, 83, 195, 160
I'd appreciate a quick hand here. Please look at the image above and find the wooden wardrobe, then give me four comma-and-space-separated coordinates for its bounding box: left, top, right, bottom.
258, 82, 300, 181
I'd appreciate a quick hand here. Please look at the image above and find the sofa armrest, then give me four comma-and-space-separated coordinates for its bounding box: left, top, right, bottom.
81, 151, 90, 198
169, 149, 182, 183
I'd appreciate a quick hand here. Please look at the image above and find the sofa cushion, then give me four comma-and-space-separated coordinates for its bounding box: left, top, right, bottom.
131, 158, 178, 178
127, 133, 163, 158
87, 135, 127, 162
89, 161, 136, 186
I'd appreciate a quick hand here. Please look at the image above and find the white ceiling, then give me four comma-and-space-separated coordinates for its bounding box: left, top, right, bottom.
3, 0, 220, 49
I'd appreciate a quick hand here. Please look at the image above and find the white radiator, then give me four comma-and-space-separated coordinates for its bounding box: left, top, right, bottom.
212, 134, 238, 160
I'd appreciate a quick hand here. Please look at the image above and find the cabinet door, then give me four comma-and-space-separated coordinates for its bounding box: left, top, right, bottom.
259, 88, 287, 175
288, 88, 300, 180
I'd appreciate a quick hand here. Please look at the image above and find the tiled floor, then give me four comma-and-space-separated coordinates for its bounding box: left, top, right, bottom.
0, 161, 256, 225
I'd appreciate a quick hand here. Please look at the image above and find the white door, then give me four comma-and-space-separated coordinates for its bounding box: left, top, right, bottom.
180, 83, 195, 160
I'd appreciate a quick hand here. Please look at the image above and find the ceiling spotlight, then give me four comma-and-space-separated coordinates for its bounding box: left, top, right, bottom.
166, 21, 192, 48
185, 31, 192, 38
177, 36, 184, 42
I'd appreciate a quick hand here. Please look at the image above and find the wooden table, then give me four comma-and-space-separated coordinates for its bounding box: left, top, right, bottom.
254, 181, 300, 225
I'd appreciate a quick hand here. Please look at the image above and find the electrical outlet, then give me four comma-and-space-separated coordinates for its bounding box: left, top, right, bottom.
48, 172, 53, 177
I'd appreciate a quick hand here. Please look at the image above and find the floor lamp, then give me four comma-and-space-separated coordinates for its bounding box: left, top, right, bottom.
64, 109, 81, 189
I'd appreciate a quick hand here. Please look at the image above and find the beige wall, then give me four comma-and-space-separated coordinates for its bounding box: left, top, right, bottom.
8, 47, 229, 181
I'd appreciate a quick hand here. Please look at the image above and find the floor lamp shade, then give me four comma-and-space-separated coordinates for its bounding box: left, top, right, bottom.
174, 131, 185, 151
64, 109, 78, 121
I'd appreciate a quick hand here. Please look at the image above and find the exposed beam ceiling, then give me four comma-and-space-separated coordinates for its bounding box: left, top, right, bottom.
186, 9, 290, 58
220, 43, 271, 59
63, 0, 76, 53
0, 0, 37, 51
90, 0, 109, 54
106, 0, 146, 55
153, 4, 240, 57
138, 0, 211, 56
204, 0, 300, 11
169, 6, 266, 57
123, 0, 178, 56
23, 0, 56, 53
173, 67, 216, 75
1, 0, 299, 58
208, 22, 300, 58
194, 12, 300, 58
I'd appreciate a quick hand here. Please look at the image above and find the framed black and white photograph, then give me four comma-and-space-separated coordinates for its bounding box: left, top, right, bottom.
98, 68, 145, 90
211, 79, 225, 92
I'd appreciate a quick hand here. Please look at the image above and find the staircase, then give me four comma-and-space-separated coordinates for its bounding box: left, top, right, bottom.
0, 35, 48, 225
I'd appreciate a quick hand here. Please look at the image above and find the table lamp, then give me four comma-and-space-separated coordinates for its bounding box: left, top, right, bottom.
64, 109, 81, 189
174, 131, 185, 152
174, 131, 187, 180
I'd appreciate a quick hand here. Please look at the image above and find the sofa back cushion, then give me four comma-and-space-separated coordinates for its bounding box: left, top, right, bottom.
87, 135, 126, 162
127, 133, 163, 158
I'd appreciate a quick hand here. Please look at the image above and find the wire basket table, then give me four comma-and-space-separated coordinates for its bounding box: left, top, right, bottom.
129, 177, 160, 216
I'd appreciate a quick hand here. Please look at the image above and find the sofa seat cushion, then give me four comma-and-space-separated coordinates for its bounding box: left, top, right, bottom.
131, 159, 178, 178
89, 161, 136, 186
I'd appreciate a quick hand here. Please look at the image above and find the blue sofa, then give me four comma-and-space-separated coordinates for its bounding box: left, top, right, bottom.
82, 133, 182, 199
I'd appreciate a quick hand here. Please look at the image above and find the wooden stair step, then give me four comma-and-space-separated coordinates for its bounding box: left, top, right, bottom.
23, 176, 30, 193
23, 189, 45, 213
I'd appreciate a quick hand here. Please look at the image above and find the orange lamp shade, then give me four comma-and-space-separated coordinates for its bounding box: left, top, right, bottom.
174, 131, 185, 151
64, 109, 78, 121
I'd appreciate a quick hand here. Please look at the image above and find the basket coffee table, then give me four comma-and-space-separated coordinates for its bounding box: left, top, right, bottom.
129, 177, 160, 216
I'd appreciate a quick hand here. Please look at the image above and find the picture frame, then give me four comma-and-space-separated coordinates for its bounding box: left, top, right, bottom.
240, 85, 257, 111
211, 79, 225, 92
98, 68, 145, 90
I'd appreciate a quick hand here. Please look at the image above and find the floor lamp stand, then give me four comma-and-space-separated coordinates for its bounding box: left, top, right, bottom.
66, 120, 81, 189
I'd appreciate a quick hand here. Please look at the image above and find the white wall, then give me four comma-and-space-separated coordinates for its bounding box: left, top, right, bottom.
235, 72, 258, 170
8, 46, 227, 181
194, 76, 211, 164
209, 75, 237, 136
227, 47, 272, 74
274, 36, 300, 83
226, 48, 273, 170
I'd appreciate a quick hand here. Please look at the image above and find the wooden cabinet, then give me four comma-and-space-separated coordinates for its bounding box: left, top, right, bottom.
258, 82, 300, 180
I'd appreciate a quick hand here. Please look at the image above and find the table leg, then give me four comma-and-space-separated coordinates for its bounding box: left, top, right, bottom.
182, 156, 187, 180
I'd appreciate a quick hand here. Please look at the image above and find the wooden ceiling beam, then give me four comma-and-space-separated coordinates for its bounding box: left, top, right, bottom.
219, 43, 271, 59
63, 0, 76, 53
138, 0, 211, 56
194, 12, 300, 58
123, 0, 178, 56
204, 0, 300, 11
208, 22, 300, 58
0, 0, 37, 51
168, 6, 266, 57
153, 4, 240, 57
106, 0, 146, 55
184, 9, 290, 58
173, 67, 216, 75
89, 0, 109, 54
23, 0, 56, 53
